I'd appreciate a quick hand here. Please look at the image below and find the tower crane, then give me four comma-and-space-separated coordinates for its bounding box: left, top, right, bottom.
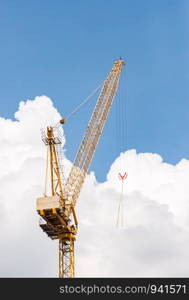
36, 59, 125, 278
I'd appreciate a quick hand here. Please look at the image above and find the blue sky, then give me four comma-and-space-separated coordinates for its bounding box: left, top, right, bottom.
0, 0, 189, 181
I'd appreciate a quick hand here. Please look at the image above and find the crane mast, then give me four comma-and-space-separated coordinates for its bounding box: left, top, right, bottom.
36, 59, 125, 278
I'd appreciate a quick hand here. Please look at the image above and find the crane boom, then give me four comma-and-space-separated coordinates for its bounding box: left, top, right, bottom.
36, 59, 125, 278
65, 59, 125, 209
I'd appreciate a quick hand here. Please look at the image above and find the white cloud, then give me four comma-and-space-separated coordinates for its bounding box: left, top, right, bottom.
0, 96, 189, 277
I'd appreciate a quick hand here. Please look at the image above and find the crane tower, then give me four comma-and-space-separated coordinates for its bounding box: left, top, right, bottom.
36, 59, 125, 277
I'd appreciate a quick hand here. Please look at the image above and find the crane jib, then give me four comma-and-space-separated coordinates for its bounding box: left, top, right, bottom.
65, 60, 125, 209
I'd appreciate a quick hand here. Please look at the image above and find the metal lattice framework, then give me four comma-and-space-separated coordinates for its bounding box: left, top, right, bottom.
59, 237, 75, 278
36, 59, 125, 278
65, 60, 125, 210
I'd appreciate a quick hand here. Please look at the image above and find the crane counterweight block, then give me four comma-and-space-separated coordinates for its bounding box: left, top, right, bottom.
36, 195, 77, 240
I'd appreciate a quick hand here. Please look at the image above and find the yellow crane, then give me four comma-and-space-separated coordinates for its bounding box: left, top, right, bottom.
36, 59, 125, 278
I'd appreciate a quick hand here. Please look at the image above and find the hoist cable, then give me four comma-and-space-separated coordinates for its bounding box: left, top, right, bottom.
54, 81, 104, 128
65, 82, 104, 121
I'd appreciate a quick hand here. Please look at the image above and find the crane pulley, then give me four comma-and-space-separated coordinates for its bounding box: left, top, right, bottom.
36, 59, 125, 278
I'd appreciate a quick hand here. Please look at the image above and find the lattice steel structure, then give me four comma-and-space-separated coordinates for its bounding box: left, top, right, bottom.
36, 59, 125, 278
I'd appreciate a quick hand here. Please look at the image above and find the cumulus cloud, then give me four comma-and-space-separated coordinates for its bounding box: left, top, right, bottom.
0, 96, 62, 277
0, 96, 189, 277
76, 151, 189, 277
